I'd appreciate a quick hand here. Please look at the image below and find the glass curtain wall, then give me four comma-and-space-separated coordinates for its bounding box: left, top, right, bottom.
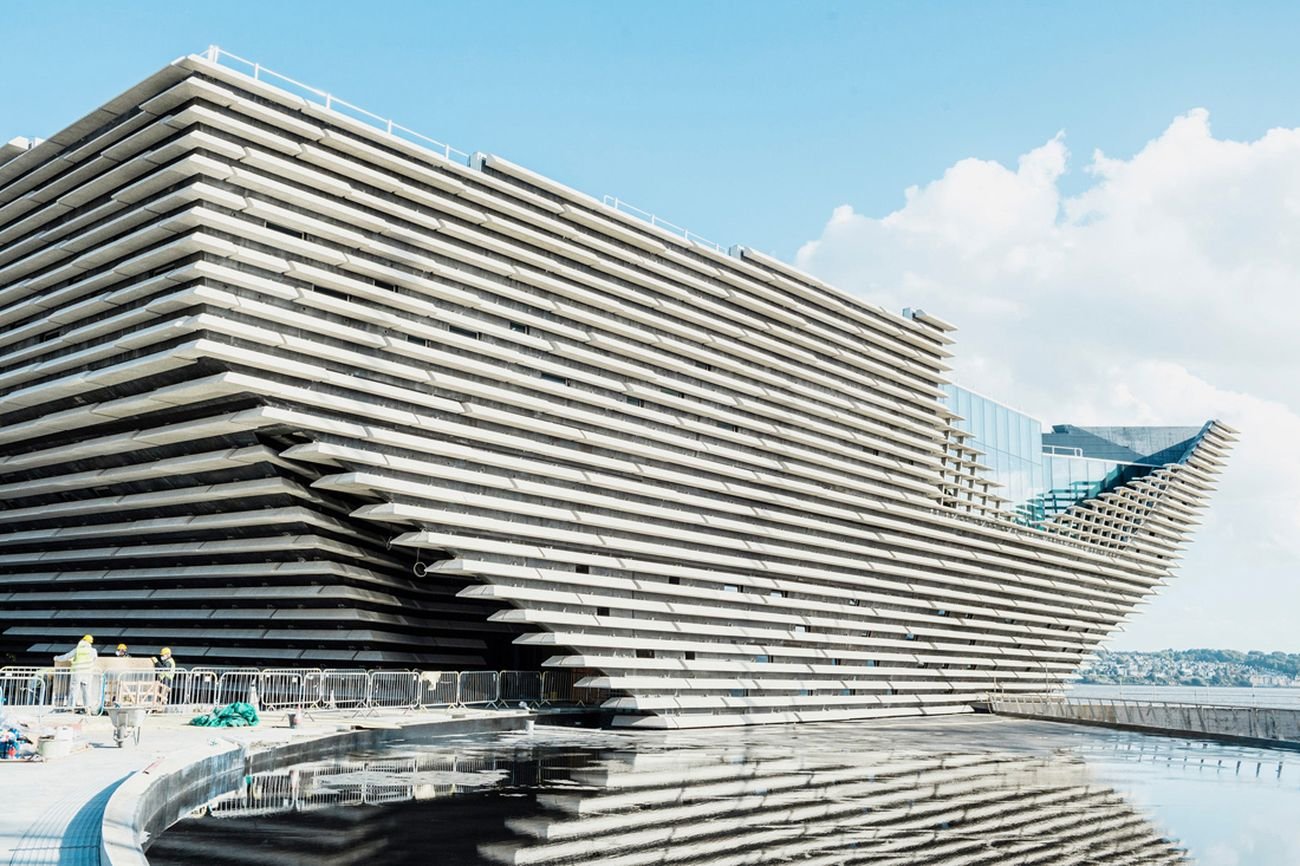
943, 391, 1210, 526
941, 385, 1045, 523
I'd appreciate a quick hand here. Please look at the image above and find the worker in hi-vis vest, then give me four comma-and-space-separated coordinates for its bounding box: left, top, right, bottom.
150, 647, 176, 704
150, 647, 176, 682
54, 634, 98, 713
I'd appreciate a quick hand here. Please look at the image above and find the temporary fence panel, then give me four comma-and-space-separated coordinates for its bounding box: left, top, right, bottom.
0, 665, 589, 715
259, 669, 321, 710
458, 670, 499, 706
216, 669, 262, 707
416, 671, 458, 708
368, 671, 420, 710
499, 670, 542, 707
170, 669, 222, 708
0, 673, 45, 709
320, 669, 370, 710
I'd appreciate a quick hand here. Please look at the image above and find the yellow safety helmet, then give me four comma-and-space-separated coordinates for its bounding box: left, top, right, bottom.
117, 643, 128, 651
83, 634, 94, 643
160, 647, 171, 656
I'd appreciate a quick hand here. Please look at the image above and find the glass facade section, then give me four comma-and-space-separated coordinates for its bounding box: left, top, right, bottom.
1033, 454, 1153, 520
941, 385, 1044, 522
941, 391, 1211, 525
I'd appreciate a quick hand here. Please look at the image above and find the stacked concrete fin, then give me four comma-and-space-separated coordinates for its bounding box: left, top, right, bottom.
0, 51, 1235, 725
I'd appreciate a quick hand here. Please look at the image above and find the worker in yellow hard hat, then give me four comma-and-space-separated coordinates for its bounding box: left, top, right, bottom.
54, 635, 99, 713
115, 643, 130, 658
151, 647, 176, 683
150, 646, 177, 705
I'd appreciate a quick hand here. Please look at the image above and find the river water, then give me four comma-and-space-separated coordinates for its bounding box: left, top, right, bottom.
150, 715, 1300, 865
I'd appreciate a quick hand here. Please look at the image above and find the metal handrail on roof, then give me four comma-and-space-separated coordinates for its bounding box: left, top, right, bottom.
196, 47, 734, 257
601, 195, 725, 253
197, 45, 473, 166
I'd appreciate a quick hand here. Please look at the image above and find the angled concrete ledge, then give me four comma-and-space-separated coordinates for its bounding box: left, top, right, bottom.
100, 711, 532, 866
987, 697, 1300, 751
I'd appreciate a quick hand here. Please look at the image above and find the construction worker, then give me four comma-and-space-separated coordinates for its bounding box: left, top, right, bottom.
150, 647, 176, 704
54, 635, 98, 713
115, 643, 130, 658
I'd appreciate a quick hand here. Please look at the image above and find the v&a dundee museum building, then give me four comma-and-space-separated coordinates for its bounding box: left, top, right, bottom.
0, 48, 1236, 729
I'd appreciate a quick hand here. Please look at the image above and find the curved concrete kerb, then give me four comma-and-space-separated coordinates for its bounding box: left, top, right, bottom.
100, 711, 533, 866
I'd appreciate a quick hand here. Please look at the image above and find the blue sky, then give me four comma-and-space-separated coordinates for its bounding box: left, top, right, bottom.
5, 1, 1300, 259
4, 2, 1300, 653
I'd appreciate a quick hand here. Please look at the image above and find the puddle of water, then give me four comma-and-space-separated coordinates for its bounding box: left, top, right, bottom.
148, 715, 1300, 864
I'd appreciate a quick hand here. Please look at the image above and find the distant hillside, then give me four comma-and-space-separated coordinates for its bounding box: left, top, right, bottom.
1078, 649, 1300, 687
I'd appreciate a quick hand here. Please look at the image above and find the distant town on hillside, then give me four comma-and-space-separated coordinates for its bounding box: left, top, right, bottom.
1078, 649, 1300, 688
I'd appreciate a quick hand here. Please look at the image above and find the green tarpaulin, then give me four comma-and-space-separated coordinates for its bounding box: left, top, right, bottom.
189, 702, 260, 727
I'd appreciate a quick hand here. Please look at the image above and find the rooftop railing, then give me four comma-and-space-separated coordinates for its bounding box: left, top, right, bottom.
601, 195, 725, 253
197, 45, 472, 166
193, 46, 730, 256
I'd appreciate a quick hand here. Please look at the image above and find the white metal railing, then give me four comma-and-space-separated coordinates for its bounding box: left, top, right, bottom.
0, 667, 606, 715
191, 48, 731, 260
196, 45, 472, 166
601, 196, 725, 253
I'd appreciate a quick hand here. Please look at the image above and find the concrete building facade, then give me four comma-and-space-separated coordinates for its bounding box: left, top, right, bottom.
0, 49, 1235, 727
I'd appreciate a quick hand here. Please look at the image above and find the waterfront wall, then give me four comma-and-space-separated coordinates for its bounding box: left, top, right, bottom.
990, 697, 1300, 747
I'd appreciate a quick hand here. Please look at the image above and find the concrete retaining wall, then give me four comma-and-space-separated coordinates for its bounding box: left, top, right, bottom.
990, 698, 1300, 748
100, 713, 531, 866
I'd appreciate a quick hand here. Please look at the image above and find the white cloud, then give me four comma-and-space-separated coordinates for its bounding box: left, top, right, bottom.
796, 110, 1300, 652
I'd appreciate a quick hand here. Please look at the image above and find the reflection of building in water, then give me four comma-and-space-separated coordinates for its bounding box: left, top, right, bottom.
146, 751, 546, 866
481, 747, 1191, 865
148, 743, 1189, 865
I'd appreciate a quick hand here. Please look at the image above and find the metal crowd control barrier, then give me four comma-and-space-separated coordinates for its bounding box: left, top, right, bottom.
259, 669, 320, 710
368, 671, 420, 711
0, 666, 610, 714
0, 672, 45, 710
458, 671, 500, 707
499, 670, 542, 708
416, 671, 458, 708
170, 668, 221, 708
321, 669, 370, 710
216, 669, 261, 707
